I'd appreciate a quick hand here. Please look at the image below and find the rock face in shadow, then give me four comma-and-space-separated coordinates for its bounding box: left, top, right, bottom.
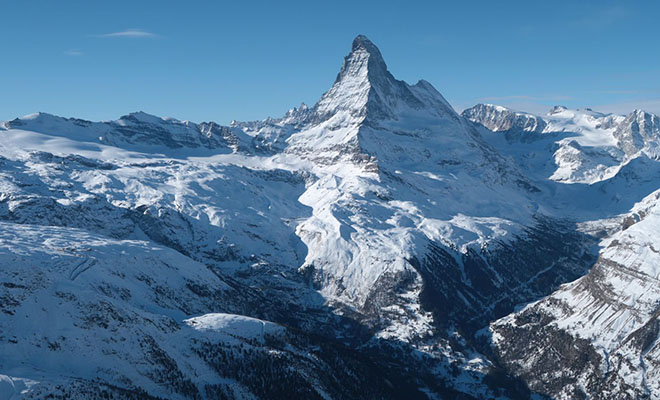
462, 104, 547, 143
412, 218, 597, 335
490, 192, 660, 399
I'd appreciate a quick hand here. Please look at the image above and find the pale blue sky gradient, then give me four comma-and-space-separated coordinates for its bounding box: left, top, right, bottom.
2, 0, 659, 123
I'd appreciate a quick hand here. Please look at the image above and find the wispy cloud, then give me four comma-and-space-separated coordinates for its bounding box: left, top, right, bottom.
456, 94, 577, 115
477, 95, 574, 103
97, 29, 158, 38
595, 89, 641, 95
593, 98, 660, 116
573, 5, 628, 29
457, 100, 557, 116
63, 49, 83, 56
456, 95, 660, 117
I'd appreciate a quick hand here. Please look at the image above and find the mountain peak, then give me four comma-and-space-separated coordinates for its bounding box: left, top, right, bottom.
548, 105, 568, 115
351, 35, 384, 62
332, 34, 389, 86
314, 35, 455, 121
351, 34, 371, 47
630, 109, 651, 118
119, 111, 169, 125
462, 103, 547, 137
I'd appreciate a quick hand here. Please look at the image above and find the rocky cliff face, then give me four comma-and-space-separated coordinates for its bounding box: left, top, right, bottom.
614, 109, 660, 158
490, 190, 660, 399
462, 104, 547, 142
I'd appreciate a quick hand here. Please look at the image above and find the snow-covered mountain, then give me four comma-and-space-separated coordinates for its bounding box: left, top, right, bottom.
1, 35, 660, 399
490, 189, 660, 399
464, 103, 660, 399
463, 103, 660, 185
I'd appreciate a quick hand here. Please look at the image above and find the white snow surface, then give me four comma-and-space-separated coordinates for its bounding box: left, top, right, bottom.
184, 313, 284, 339
464, 104, 660, 184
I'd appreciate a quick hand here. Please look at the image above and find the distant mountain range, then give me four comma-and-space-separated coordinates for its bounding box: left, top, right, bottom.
1, 35, 659, 399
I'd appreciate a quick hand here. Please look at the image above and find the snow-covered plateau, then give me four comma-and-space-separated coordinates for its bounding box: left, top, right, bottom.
1, 35, 659, 399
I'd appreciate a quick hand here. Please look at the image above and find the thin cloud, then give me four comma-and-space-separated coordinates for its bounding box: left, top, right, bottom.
97, 29, 158, 38
593, 98, 660, 116
478, 95, 536, 102
63, 49, 83, 56
595, 89, 641, 95
592, 88, 660, 96
473, 101, 557, 116
457, 97, 660, 117
476, 95, 574, 103
573, 5, 628, 29
455, 99, 555, 116
457, 94, 578, 116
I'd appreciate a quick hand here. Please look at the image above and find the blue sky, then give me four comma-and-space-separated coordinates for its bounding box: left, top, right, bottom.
2, 0, 659, 123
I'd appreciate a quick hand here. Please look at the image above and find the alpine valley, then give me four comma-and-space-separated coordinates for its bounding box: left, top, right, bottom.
1, 35, 659, 400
